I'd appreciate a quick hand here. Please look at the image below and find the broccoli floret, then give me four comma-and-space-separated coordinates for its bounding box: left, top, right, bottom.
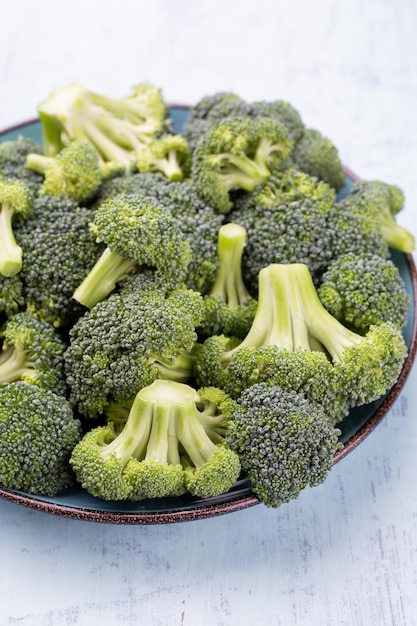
290, 128, 346, 191
26, 140, 103, 203
0, 273, 24, 318
230, 168, 337, 290
37, 82, 169, 171
249, 99, 305, 143
136, 134, 191, 181
0, 311, 67, 394
0, 179, 33, 277
0, 136, 44, 195
72, 194, 191, 309
318, 253, 410, 333
95, 174, 224, 293
195, 263, 407, 416
0, 381, 81, 496
65, 284, 204, 418
191, 116, 293, 213
227, 383, 341, 507
183, 92, 251, 151
70, 379, 241, 501
343, 180, 415, 253
15, 195, 105, 328
198, 223, 258, 339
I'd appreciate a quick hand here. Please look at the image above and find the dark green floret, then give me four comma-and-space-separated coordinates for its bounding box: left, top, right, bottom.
65, 283, 205, 418
16, 195, 104, 328
72, 194, 191, 308
0, 273, 24, 319
0, 136, 44, 195
0, 311, 67, 394
70, 379, 241, 501
198, 223, 258, 339
290, 127, 346, 191
318, 253, 410, 333
0, 381, 82, 496
26, 139, 103, 203
250, 99, 305, 144
230, 168, 337, 290
342, 180, 415, 253
191, 116, 293, 213
0, 179, 33, 277
227, 382, 341, 507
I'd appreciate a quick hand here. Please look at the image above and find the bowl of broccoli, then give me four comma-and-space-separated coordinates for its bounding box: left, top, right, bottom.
0, 83, 415, 524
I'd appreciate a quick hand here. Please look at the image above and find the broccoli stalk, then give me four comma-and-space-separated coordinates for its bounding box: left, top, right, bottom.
136, 134, 191, 181
0, 179, 32, 277
70, 380, 241, 501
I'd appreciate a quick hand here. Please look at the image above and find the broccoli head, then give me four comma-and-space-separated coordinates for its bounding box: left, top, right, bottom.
70, 379, 241, 501
15, 195, 105, 328
72, 194, 191, 309
290, 127, 346, 191
318, 253, 410, 333
0, 178, 33, 277
26, 139, 103, 203
227, 383, 341, 507
0, 381, 81, 496
136, 134, 191, 181
65, 283, 205, 418
0, 136, 44, 195
194, 263, 408, 418
37, 82, 169, 171
0, 311, 67, 394
191, 116, 293, 213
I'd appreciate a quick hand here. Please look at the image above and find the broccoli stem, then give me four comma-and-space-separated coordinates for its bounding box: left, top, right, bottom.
153, 151, 184, 182
0, 204, 23, 277
0, 346, 35, 383
72, 247, 136, 308
143, 404, 182, 465
216, 153, 271, 191
26, 153, 54, 175
151, 352, 198, 383
176, 404, 218, 468
254, 137, 284, 176
209, 223, 251, 306
380, 208, 415, 253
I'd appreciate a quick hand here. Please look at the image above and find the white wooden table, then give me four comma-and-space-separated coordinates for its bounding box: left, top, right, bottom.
1, 1, 416, 623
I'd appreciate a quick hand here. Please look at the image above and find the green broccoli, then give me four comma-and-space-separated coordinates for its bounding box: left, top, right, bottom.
26, 140, 103, 203
70, 379, 241, 501
65, 282, 204, 418
37, 82, 169, 171
136, 134, 191, 181
230, 168, 337, 290
183, 92, 251, 151
0, 178, 33, 277
227, 383, 341, 507
290, 127, 346, 191
0, 311, 67, 394
0, 273, 24, 319
0, 136, 44, 195
95, 173, 224, 293
198, 223, 258, 339
194, 263, 408, 418
318, 253, 410, 333
342, 180, 415, 253
191, 116, 293, 213
0, 381, 81, 496
72, 194, 191, 309
250, 99, 305, 143
15, 195, 105, 328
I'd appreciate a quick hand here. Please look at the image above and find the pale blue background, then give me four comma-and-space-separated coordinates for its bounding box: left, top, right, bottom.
1, 1, 416, 624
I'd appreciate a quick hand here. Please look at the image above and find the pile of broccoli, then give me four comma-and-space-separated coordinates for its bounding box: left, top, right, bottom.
0, 81, 414, 509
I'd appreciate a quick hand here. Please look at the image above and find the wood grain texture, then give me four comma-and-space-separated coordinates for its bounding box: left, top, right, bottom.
0, 0, 416, 624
